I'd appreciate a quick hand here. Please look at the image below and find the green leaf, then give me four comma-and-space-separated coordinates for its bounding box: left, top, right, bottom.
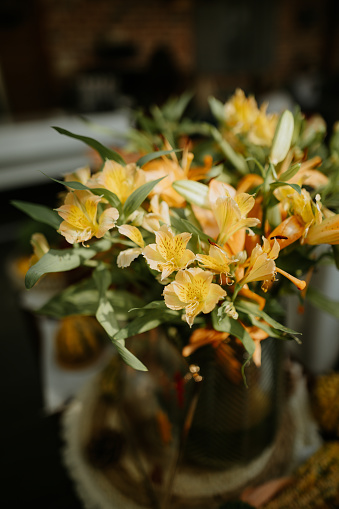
52, 126, 126, 165
93, 263, 148, 371
269, 181, 301, 194
50, 178, 122, 210
115, 308, 178, 341
25, 238, 111, 289
161, 91, 193, 121
113, 342, 148, 371
209, 125, 248, 175
39, 277, 143, 319
306, 285, 339, 320
332, 245, 339, 270
122, 176, 165, 218
39, 278, 100, 317
170, 217, 213, 244
136, 149, 181, 167
11, 200, 62, 229
235, 301, 301, 337
212, 309, 255, 356
129, 300, 167, 312
93, 264, 119, 337
208, 96, 227, 124
279, 163, 301, 182
249, 316, 284, 339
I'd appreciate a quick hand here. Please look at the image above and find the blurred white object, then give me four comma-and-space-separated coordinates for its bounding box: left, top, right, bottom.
286, 263, 339, 374
0, 109, 130, 190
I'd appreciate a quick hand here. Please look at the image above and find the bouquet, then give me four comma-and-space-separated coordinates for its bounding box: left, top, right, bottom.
13, 89, 339, 377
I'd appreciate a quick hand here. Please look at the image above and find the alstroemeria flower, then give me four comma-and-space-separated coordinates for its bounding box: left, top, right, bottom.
56, 190, 119, 244
90, 160, 146, 205
163, 268, 226, 326
239, 237, 306, 291
117, 224, 145, 268
142, 195, 171, 233
213, 191, 260, 246
238, 243, 277, 289
287, 157, 328, 188
196, 244, 234, 280
143, 145, 193, 208
142, 224, 195, 280
223, 88, 277, 146
29, 233, 50, 266
304, 215, 339, 245
182, 327, 229, 357
64, 166, 91, 185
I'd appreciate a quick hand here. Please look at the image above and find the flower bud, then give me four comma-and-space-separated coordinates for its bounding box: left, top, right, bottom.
270, 110, 294, 165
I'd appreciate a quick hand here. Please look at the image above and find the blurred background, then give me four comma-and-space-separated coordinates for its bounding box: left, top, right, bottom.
1, 0, 339, 507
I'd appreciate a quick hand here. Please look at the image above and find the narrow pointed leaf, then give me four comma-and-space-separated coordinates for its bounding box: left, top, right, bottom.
11, 200, 62, 229
136, 149, 181, 168
210, 125, 248, 174
52, 126, 126, 165
49, 177, 122, 210
122, 176, 165, 218
208, 96, 227, 124
269, 181, 301, 194
113, 342, 148, 371
93, 264, 119, 337
236, 301, 301, 336
279, 163, 301, 182
170, 216, 213, 243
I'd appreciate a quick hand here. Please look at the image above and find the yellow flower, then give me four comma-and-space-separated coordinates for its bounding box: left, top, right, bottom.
29, 233, 50, 266
116, 224, 145, 268
182, 327, 229, 357
239, 238, 306, 291
275, 187, 322, 241
142, 224, 195, 280
213, 191, 260, 246
285, 156, 327, 188
250, 103, 278, 147
224, 89, 277, 146
56, 190, 119, 244
64, 166, 91, 185
91, 160, 146, 205
163, 268, 226, 326
224, 88, 258, 132
143, 144, 193, 207
196, 243, 234, 279
239, 244, 277, 289
304, 215, 339, 245
142, 195, 171, 233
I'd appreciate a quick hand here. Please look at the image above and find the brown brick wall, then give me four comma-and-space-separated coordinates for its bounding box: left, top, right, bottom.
39, 0, 195, 79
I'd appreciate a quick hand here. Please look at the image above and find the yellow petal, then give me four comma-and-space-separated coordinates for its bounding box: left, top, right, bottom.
118, 224, 144, 247
269, 216, 304, 249
117, 248, 143, 268
196, 244, 232, 274
304, 215, 339, 245
30, 233, 49, 260
97, 207, 119, 238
